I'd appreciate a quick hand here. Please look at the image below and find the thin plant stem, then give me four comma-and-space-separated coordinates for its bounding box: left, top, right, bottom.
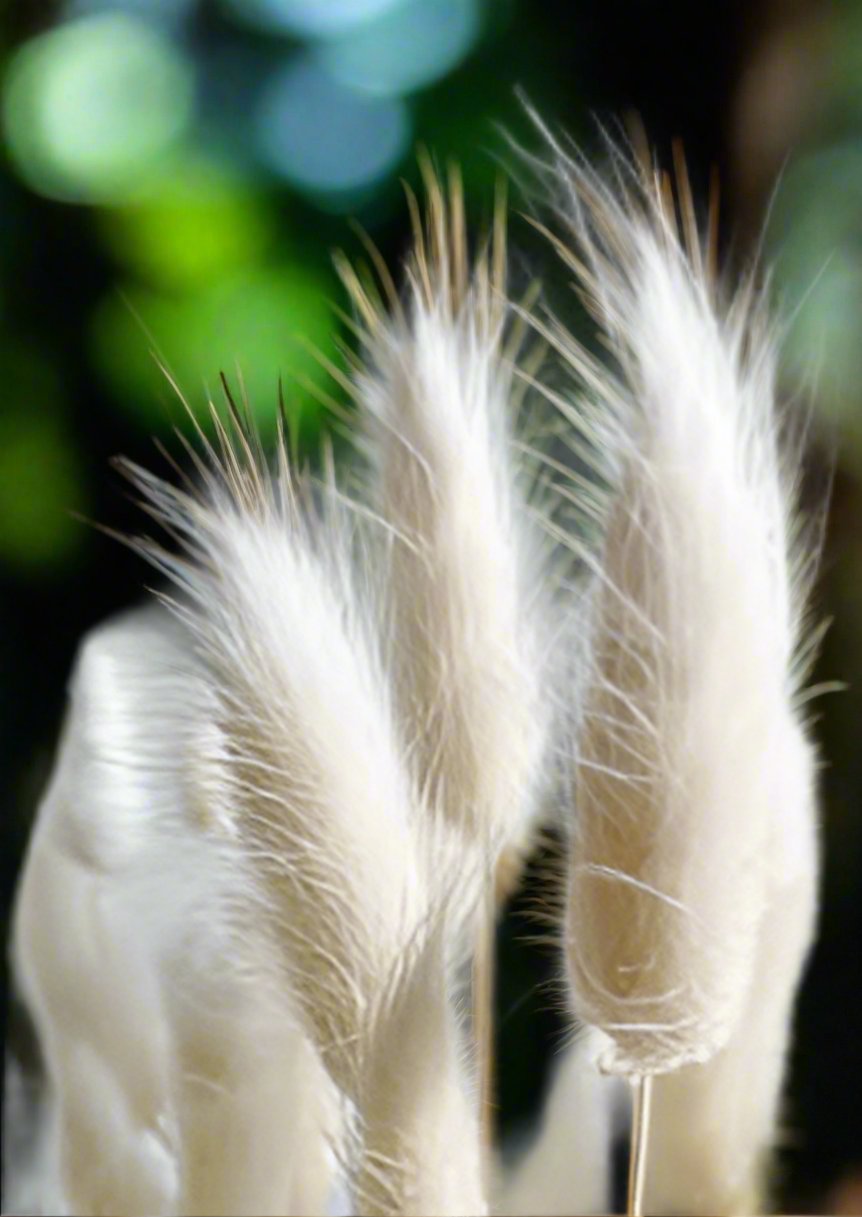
627, 1074, 653, 1217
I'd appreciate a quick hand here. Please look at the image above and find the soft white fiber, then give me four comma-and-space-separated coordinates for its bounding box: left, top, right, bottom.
344, 170, 552, 878
120, 411, 486, 1216
643, 716, 820, 1214
11, 605, 339, 1216
536, 140, 821, 1084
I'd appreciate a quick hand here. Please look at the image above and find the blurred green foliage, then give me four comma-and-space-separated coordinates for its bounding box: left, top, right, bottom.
768, 3, 862, 461
4, 13, 193, 203
0, 346, 85, 568
0, 0, 549, 563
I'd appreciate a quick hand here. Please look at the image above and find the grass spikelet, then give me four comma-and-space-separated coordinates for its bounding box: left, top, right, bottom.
117, 399, 486, 1215
351, 901, 486, 1216
11, 605, 340, 1217
340, 163, 557, 1164
642, 719, 819, 1214
531, 129, 822, 1208
118, 426, 427, 1102
341, 160, 553, 880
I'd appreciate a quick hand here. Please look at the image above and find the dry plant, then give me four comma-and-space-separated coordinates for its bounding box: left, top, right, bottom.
11, 603, 341, 1217
523, 124, 823, 1215
337, 159, 557, 1162
4, 128, 827, 1217
116, 402, 489, 1216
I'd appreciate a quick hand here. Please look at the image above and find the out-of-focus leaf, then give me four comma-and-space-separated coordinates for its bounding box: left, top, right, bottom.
771, 143, 862, 457
89, 264, 340, 440
2, 13, 193, 204
98, 157, 276, 291
0, 348, 86, 569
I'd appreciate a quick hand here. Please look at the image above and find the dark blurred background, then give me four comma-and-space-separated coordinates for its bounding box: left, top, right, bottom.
1, 0, 861, 1212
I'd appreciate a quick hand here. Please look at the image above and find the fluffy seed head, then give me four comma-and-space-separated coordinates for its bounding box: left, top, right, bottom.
341, 164, 553, 882
536, 135, 822, 1077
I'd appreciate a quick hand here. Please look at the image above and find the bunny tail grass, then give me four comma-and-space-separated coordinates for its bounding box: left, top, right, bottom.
351, 909, 486, 1217
12, 605, 340, 1217
341, 162, 552, 875
341, 163, 555, 1161
119, 405, 486, 1216
118, 420, 427, 1102
534, 134, 822, 1209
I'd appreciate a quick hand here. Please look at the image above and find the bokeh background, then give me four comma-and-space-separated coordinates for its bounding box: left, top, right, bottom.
1, 0, 861, 1212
